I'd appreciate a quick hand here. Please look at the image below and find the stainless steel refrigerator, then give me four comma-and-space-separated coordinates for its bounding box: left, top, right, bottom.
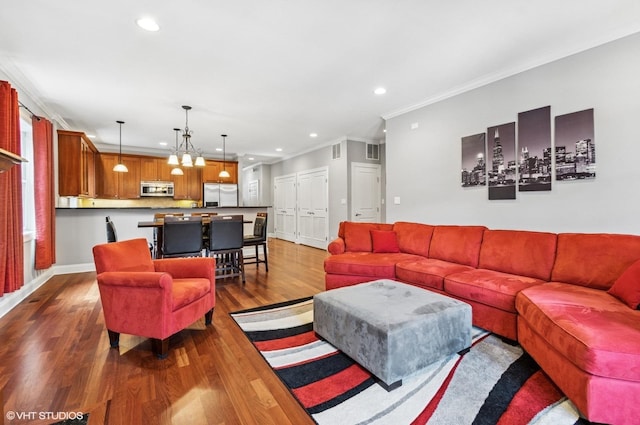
203, 183, 238, 207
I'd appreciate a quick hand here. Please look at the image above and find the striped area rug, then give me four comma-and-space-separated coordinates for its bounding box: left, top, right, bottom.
230, 297, 588, 425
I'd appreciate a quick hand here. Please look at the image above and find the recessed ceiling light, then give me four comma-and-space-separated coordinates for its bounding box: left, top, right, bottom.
136, 17, 160, 32
374, 87, 387, 95
215, 148, 223, 152
276, 148, 283, 152
159, 142, 168, 146
310, 133, 318, 138
383, 129, 387, 133
86, 134, 96, 139
248, 157, 255, 161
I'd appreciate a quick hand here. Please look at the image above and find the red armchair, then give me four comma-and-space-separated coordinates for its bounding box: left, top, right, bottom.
92, 238, 216, 358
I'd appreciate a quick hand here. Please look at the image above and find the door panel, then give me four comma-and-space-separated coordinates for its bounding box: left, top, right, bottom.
274, 174, 296, 242
351, 163, 381, 222
297, 168, 328, 249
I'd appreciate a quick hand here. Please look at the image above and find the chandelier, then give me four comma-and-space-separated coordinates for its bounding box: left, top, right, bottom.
167, 105, 205, 167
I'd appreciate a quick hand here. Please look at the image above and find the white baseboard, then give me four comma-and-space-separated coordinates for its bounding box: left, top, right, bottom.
0, 269, 55, 319
54, 263, 96, 274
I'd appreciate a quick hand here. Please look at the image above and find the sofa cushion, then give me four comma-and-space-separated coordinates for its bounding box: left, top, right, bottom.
396, 258, 474, 291
172, 278, 211, 311
608, 259, 640, 309
479, 229, 557, 280
551, 233, 640, 290
324, 252, 421, 279
429, 225, 486, 267
371, 230, 400, 253
343, 222, 394, 252
516, 282, 640, 381
392, 222, 435, 257
445, 269, 545, 313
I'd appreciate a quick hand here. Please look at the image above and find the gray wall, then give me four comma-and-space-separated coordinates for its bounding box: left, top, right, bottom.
385, 32, 640, 234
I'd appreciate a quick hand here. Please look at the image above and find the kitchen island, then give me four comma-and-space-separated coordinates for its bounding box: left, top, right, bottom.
55, 206, 271, 268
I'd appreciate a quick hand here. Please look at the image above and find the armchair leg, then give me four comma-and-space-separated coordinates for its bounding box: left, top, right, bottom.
152, 338, 169, 359
107, 330, 120, 348
205, 308, 214, 325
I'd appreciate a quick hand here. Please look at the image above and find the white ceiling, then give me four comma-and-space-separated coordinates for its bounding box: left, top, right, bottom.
2, 1, 640, 164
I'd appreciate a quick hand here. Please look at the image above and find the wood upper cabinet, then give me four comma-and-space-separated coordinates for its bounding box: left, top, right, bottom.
172, 166, 201, 200
96, 153, 141, 199
57, 130, 98, 197
140, 157, 172, 182
202, 160, 238, 184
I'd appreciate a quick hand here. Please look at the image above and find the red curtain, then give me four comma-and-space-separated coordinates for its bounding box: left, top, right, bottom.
33, 116, 55, 269
0, 81, 24, 296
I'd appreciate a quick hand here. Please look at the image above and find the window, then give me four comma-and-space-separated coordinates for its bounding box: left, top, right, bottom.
20, 115, 35, 238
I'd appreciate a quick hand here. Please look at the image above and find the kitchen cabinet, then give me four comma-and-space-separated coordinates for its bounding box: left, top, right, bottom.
172, 166, 201, 200
140, 157, 172, 182
202, 160, 238, 184
58, 130, 97, 197
97, 153, 141, 199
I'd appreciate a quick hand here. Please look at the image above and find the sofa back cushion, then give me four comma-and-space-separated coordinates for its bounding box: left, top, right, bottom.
479, 229, 557, 280
551, 233, 640, 290
429, 225, 486, 267
343, 221, 394, 252
393, 222, 435, 257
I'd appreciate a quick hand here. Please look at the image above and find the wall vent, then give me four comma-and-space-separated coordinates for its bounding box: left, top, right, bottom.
366, 143, 379, 160
332, 143, 341, 160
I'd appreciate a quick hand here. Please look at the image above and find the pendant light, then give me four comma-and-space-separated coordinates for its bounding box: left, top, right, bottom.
113, 120, 128, 172
219, 134, 230, 178
170, 128, 183, 175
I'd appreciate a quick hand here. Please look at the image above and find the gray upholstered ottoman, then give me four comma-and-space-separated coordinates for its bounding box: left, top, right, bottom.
313, 279, 471, 389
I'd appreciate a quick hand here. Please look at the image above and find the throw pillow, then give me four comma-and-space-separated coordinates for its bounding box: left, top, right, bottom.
608, 259, 640, 309
371, 230, 400, 253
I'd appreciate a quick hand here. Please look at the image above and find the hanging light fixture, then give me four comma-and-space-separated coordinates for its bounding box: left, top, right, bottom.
113, 120, 128, 173
170, 128, 184, 175
219, 134, 230, 178
167, 105, 206, 168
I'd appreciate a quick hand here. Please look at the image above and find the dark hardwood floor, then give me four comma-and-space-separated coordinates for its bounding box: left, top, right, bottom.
0, 238, 328, 425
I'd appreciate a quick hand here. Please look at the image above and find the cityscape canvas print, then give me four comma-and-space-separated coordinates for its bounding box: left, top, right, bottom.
487, 122, 516, 200
518, 106, 551, 191
461, 133, 486, 187
555, 108, 595, 181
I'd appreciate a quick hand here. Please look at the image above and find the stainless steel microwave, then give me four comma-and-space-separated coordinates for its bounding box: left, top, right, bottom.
140, 181, 174, 197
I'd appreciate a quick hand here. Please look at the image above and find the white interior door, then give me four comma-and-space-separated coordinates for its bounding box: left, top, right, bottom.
297, 167, 328, 249
274, 174, 297, 242
351, 162, 381, 222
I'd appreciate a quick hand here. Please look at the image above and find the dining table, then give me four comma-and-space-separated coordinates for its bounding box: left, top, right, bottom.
138, 217, 252, 259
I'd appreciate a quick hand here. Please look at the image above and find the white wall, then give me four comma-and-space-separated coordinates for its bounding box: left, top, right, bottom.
385, 32, 640, 234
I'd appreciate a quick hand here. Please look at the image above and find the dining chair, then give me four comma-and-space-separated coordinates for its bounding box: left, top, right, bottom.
106, 216, 117, 243
106, 215, 154, 254
161, 216, 204, 258
243, 212, 268, 271
208, 215, 245, 283
189, 212, 218, 250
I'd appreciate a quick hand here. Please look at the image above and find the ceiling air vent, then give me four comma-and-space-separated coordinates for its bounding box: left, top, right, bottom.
366, 143, 379, 160
332, 143, 341, 160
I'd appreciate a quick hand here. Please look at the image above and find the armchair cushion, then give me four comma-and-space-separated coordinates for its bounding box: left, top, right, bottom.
173, 278, 212, 311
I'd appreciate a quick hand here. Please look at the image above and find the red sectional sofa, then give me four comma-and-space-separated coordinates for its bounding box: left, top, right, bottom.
324, 221, 640, 425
